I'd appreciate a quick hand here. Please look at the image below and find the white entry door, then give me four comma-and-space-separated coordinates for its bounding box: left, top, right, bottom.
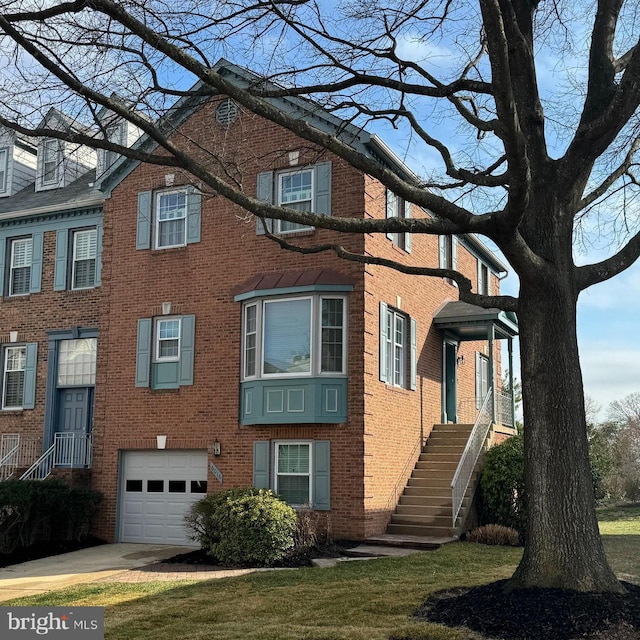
120, 450, 208, 544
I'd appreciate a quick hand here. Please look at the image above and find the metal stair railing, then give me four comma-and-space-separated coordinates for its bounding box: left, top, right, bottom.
0, 434, 20, 480
20, 433, 93, 481
450, 389, 493, 527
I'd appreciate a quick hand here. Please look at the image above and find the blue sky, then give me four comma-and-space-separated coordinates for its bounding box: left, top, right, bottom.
499, 263, 640, 419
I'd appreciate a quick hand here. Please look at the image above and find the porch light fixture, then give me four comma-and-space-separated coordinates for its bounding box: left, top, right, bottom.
213, 440, 221, 457
456, 354, 465, 365
156, 435, 167, 449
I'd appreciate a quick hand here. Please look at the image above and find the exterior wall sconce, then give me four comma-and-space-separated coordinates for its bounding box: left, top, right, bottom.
156, 435, 167, 449
213, 440, 221, 456
456, 354, 465, 366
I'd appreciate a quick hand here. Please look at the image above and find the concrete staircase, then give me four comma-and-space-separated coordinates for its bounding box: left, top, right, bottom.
385, 423, 476, 539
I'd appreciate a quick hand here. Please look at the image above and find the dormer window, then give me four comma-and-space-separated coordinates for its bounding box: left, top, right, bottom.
40, 138, 62, 188
97, 122, 125, 177
0, 148, 8, 194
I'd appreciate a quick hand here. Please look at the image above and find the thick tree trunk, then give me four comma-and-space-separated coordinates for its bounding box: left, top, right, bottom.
509, 275, 623, 592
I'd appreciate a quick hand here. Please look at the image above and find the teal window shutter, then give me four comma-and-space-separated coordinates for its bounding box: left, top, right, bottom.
379, 301, 388, 383
136, 191, 152, 249
410, 317, 417, 391
0, 239, 6, 296
256, 171, 274, 235
313, 441, 331, 510
135, 318, 152, 387
186, 186, 202, 244
54, 229, 69, 291
314, 162, 332, 215
179, 314, 196, 386
253, 441, 270, 489
404, 200, 411, 253
23, 342, 38, 409
386, 189, 395, 240
29, 232, 43, 293
95, 224, 103, 285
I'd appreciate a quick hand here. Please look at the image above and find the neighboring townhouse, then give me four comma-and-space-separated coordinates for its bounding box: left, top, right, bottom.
0, 108, 140, 484
89, 60, 518, 545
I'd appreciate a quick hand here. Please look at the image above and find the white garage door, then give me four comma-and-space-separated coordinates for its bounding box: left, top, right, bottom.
120, 450, 208, 544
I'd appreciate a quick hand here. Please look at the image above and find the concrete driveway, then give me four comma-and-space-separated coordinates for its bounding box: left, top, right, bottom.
0, 543, 197, 602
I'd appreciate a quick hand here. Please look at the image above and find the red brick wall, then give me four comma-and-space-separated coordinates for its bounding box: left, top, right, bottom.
92, 101, 370, 540
92, 98, 506, 541
0, 229, 101, 450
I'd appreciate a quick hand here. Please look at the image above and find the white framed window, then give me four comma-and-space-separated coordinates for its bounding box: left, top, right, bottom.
71, 228, 98, 290
242, 295, 346, 380
477, 260, 490, 296
385, 189, 410, 251
0, 147, 9, 194
57, 338, 97, 386
9, 237, 32, 297
276, 168, 314, 234
274, 441, 312, 505
155, 190, 187, 249
98, 122, 125, 176
2, 345, 26, 409
383, 307, 407, 388
42, 138, 61, 186
155, 317, 181, 362
244, 304, 257, 378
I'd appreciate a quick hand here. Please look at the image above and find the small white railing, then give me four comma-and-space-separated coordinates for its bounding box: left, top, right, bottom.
20, 433, 92, 481
495, 388, 514, 427
451, 389, 493, 527
0, 435, 41, 480
0, 434, 20, 480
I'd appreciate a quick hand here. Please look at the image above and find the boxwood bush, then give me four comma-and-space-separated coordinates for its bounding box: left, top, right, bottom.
478, 434, 526, 533
185, 488, 298, 567
0, 480, 102, 554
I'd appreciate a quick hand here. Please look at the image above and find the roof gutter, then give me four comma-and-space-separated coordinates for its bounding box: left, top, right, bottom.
0, 196, 104, 222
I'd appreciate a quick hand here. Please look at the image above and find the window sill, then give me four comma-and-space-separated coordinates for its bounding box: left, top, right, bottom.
150, 245, 188, 255
1, 408, 24, 413
384, 384, 413, 395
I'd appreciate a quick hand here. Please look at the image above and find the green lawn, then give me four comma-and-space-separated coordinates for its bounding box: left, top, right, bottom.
4, 505, 638, 640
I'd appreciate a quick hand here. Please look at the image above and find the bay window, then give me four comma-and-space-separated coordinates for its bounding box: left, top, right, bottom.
242, 294, 346, 380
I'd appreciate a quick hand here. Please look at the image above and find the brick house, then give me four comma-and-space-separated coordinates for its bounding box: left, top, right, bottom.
0, 61, 517, 545
89, 60, 517, 544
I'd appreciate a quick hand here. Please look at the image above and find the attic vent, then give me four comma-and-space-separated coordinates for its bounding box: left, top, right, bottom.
216, 99, 238, 127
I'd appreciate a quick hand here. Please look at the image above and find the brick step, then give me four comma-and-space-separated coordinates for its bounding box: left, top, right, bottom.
407, 473, 452, 486
386, 523, 458, 538
395, 504, 455, 517
406, 480, 454, 493
415, 460, 459, 471
422, 443, 467, 454
390, 513, 458, 528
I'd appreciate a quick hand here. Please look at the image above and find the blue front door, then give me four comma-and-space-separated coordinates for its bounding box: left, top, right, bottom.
56, 388, 91, 466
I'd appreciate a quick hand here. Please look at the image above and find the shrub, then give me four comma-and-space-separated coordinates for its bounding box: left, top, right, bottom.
0, 480, 102, 554
478, 434, 526, 533
185, 488, 298, 567
467, 524, 521, 546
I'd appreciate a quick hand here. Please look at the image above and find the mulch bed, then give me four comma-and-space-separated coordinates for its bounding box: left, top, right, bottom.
415, 579, 640, 640
163, 540, 361, 568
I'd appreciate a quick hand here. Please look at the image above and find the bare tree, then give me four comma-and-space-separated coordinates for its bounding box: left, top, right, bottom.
0, 0, 639, 593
